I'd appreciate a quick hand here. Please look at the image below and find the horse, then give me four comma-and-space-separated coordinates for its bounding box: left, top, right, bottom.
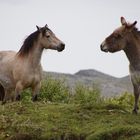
100, 17, 140, 114
0, 24, 65, 104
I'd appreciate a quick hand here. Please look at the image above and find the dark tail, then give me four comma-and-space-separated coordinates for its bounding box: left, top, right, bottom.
0, 84, 5, 101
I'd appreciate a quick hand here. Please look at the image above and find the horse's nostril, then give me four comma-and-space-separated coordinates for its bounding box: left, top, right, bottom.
100, 44, 102, 49
61, 43, 65, 49
100, 44, 104, 51
100, 44, 108, 52
57, 43, 65, 52
61, 43, 65, 50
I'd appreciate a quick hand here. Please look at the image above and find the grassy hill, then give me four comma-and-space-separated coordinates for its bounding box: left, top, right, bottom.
1, 97, 140, 140
0, 77, 139, 140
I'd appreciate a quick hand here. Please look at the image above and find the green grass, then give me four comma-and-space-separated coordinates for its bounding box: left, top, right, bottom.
0, 78, 140, 140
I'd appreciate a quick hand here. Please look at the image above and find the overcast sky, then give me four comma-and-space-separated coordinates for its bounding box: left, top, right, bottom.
0, 0, 140, 77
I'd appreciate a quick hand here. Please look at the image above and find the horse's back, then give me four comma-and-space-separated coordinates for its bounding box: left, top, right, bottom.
0, 50, 16, 65
0, 50, 16, 72
0, 51, 16, 88
0, 50, 16, 61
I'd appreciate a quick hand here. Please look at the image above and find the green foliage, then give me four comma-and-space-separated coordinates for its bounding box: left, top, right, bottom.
1, 77, 140, 140
87, 126, 140, 140
21, 89, 32, 102
72, 84, 100, 104
106, 92, 134, 111
21, 77, 101, 105
40, 78, 70, 103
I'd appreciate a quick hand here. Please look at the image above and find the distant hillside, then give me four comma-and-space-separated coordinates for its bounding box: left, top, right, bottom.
43, 69, 133, 97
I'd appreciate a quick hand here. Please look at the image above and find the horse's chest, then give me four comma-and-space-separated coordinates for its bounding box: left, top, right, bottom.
14, 67, 42, 87
29, 74, 41, 83
23, 71, 41, 86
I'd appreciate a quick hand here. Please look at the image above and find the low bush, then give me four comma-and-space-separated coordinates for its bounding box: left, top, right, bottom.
72, 84, 100, 103
40, 78, 70, 103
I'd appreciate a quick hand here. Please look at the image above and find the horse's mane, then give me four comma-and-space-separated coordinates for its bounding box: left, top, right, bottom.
133, 26, 140, 36
18, 30, 40, 56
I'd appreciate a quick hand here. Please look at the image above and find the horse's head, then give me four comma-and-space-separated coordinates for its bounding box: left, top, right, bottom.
37, 24, 65, 52
100, 17, 137, 53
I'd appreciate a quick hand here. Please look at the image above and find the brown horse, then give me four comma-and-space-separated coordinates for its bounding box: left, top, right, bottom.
100, 17, 140, 114
0, 24, 65, 104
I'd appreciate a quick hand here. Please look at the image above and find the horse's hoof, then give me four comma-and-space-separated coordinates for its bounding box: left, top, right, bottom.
32, 95, 38, 102
1, 101, 6, 105
16, 95, 21, 101
132, 109, 138, 114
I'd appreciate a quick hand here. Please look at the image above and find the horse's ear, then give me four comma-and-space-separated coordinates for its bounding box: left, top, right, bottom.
36, 25, 41, 31
44, 24, 48, 28
131, 21, 137, 27
126, 21, 137, 31
121, 17, 127, 25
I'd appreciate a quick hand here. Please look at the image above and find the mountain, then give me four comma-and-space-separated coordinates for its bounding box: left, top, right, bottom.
43, 69, 133, 97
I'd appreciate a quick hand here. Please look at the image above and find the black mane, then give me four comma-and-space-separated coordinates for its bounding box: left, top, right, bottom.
18, 30, 40, 56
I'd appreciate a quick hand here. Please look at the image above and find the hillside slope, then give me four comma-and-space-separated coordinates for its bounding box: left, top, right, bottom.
43, 69, 133, 97
1, 93, 140, 140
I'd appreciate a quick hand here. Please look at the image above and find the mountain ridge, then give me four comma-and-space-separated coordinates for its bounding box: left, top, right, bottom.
43, 69, 133, 97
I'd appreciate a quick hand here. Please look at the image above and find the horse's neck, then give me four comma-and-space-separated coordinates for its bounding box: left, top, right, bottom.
124, 36, 140, 70
20, 45, 43, 69
29, 45, 43, 68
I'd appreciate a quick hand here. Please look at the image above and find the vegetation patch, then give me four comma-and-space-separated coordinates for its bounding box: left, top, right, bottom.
0, 78, 140, 140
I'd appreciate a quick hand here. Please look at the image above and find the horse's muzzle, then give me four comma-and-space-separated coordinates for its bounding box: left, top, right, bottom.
100, 44, 108, 52
57, 43, 65, 52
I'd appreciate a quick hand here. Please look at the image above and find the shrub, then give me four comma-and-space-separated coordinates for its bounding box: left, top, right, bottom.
107, 92, 134, 109
21, 89, 32, 102
40, 77, 70, 103
21, 79, 101, 105
70, 83, 101, 105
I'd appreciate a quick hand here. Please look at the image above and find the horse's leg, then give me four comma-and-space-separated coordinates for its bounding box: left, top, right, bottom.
32, 83, 41, 101
15, 82, 23, 101
0, 84, 5, 101
132, 84, 140, 114
2, 89, 9, 104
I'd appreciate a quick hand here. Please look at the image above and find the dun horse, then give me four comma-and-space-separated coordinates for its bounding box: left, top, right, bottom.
0, 24, 65, 104
100, 17, 140, 114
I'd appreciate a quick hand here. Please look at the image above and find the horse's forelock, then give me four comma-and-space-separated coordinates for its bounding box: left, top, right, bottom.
40, 26, 52, 36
